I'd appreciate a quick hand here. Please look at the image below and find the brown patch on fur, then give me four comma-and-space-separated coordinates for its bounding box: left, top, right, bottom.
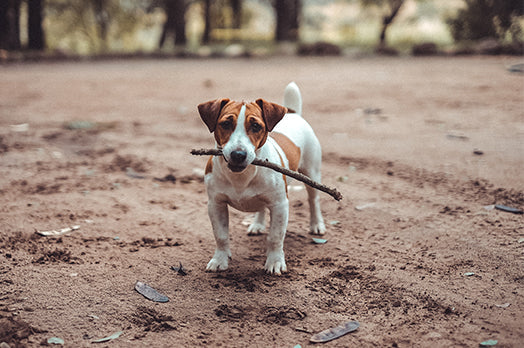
275, 151, 288, 194
255, 99, 288, 131
270, 132, 301, 171
211, 102, 271, 149
198, 98, 231, 132
213, 101, 241, 146
205, 156, 213, 174
199, 99, 287, 151
245, 105, 268, 149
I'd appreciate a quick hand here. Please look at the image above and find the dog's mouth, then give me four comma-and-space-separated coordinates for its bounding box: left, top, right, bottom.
222, 149, 249, 173
227, 163, 247, 173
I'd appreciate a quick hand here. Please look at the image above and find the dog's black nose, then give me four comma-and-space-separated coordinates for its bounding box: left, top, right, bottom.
230, 150, 247, 163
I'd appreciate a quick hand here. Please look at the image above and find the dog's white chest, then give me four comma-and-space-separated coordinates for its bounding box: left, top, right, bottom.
223, 192, 270, 212
211, 178, 272, 212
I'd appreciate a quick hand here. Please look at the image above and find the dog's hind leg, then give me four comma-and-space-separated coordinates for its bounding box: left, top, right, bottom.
306, 184, 326, 235
301, 166, 326, 235
247, 210, 266, 235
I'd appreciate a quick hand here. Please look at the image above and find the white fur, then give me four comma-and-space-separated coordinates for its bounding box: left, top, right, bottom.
204, 83, 325, 275
283, 81, 302, 115
221, 104, 257, 168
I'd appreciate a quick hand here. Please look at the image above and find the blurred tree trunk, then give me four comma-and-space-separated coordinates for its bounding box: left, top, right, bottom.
202, 0, 212, 44
378, 0, 404, 47
231, 0, 241, 29
92, 0, 109, 51
0, 0, 21, 50
159, 0, 187, 48
27, 0, 45, 50
275, 0, 300, 42
172, 0, 187, 46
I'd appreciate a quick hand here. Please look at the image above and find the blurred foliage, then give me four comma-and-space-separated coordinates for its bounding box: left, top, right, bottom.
359, 0, 407, 47
7, 0, 520, 56
45, 0, 161, 54
447, 0, 524, 42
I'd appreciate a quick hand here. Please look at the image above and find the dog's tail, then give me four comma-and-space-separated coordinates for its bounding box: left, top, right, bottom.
283, 82, 302, 116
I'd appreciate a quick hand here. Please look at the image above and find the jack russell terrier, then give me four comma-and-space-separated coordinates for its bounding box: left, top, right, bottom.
197, 82, 326, 275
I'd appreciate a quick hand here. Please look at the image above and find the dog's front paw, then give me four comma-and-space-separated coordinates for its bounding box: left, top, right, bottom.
206, 250, 231, 271
247, 222, 265, 235
310, 221, 326, 235
264, 252, 287, 275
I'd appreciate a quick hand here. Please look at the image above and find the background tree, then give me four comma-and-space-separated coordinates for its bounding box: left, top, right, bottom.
0, 0, 22, 50
200, 0, 244, 45
45, 0, 147, 53
447, 0, 524, 43
159, 0, 187, 48
92, 0, 109, 49
0, 0, 46, 51
231, 0, 242, 29
202, 0, 212, 44
361, 0, 406, 48
274, 0, 300, 42
27, 0, 45, 50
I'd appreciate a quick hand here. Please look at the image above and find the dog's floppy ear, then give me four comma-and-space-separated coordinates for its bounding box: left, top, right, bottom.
255, 99, 288, 132
197, 98, 230, 132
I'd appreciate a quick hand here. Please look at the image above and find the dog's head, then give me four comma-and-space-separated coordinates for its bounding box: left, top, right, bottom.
198, 99, 287, 173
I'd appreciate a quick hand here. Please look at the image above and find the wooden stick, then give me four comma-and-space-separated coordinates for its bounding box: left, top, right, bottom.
190, 148, 343, 201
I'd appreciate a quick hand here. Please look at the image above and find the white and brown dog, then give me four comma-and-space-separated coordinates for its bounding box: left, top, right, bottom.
197, 82, 325, 275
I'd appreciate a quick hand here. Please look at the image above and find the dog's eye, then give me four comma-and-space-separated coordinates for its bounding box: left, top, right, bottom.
220, 120, 234, 130
250, 123, 263, 133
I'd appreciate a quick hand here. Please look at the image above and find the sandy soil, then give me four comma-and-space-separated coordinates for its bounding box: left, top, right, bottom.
0, 56, 523, 347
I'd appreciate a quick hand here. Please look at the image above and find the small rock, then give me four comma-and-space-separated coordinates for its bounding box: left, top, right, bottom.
10, 123, 29, 132
47, 337, 65, 345
473, 149, 484, 155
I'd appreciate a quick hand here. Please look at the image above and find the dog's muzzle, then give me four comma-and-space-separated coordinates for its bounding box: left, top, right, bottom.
226, 150, 248, 172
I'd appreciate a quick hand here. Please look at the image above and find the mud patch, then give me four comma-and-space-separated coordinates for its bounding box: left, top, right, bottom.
308, 264, 456, 320
106, 154, 150, 173
308, 257, 336, 267
0, 232, 41, 252
1, 234, 81, 265
257, 306, 306, 325
10, 180, 63, 195
215, 304, 247, 322
330, 265, 362, 281
212, 272, 261, 293
0, 136, 9, 153
33, 248, 81, 264
127, 237, 182, 251
0, 316, 45, 347
131, 306, 177, 332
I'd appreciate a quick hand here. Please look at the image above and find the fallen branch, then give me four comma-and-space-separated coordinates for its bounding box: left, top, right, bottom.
190, 148, 343, 201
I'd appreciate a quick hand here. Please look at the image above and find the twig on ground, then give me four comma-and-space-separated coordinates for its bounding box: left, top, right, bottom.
190, 148, 343, 201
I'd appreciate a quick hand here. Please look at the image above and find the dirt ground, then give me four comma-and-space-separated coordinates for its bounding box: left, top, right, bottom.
0, 56, 523, 347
